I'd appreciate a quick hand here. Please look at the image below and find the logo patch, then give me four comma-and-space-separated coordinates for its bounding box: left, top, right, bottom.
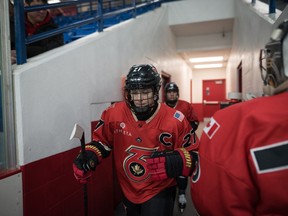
129, 162, 145, 177
120, 122, 126, 129
174, 111, 184, 122
203, 117, 220, 139
251, 140, 288, 174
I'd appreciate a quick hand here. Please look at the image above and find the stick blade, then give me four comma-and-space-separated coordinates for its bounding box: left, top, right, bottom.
70, 124, 84, 140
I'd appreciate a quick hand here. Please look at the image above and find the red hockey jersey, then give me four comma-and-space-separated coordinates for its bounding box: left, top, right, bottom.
165, 99, 199, 123
92, 102, 198, 203
191, 91, 288, 215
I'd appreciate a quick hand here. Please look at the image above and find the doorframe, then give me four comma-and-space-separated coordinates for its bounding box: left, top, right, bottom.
190, 79, 193, 103
237, 61, 243, 93
161, 71, 171, 102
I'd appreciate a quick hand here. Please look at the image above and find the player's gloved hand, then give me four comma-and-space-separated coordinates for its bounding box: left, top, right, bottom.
146, 148, 194, 181
73, 163, 92, 184
190, 121, 199, 133
73, 149, 99, 184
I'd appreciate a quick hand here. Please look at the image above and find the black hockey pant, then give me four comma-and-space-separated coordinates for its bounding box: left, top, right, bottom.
123, 186, 176, 216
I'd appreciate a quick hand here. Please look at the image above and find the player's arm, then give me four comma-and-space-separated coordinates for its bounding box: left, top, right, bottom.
73, 115, 112, 183
182, 103, 199, 133
188, 104, 199, 133
146, 148, 198, 180
190, 120, 199, 133
73, 141, 111, 183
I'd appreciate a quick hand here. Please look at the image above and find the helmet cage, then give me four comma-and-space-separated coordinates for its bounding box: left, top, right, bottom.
260, 20, 288, 89
125, 65, 161, 120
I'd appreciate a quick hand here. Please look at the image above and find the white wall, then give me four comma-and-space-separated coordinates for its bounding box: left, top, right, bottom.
226, 0, 286, 98
167, 0, 235, 25
12, 5, 191, 165
163, 0, 235, 103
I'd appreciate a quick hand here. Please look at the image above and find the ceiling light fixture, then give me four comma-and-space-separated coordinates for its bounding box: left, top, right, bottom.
48, 0, 61, 3
194, 63, 223, 69
189, 56, 224, 63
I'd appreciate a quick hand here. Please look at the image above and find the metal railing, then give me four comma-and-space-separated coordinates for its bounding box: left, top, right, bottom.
13, 0, 283, 65
13, 0, 162, 64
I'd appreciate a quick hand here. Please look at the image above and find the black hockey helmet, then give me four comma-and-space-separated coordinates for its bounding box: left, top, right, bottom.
165, 82, 179, 94
260, 20, 288, 95
164, 82, 179, 107
125, 64, 161, 120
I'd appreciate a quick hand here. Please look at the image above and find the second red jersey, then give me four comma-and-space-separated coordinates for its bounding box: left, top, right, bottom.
166, 99, 199, 123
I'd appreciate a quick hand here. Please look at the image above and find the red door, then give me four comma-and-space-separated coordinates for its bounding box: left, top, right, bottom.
203, 79, 226, 118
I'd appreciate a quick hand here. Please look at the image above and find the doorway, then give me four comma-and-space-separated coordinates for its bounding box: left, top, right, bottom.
202, 79, 226, 118
161, 71, 171, 102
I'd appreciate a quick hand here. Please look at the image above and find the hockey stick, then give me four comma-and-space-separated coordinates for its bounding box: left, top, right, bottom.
70, 124, 88, 216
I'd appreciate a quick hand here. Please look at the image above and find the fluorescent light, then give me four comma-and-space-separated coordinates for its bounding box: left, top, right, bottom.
48, 0, 61, 3
190, 56, 224, 63
194, 63, 223, 69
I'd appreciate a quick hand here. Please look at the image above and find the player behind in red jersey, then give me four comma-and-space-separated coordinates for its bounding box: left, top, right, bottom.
147, 20, 288, 215
164, 82, 199, 133
73, 64, 198, 216
164, 82, 199, 213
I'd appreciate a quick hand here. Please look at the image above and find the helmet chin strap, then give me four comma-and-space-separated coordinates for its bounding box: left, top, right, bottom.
263, 79, 288, 96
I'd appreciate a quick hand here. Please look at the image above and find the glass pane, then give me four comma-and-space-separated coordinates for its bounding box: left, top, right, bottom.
0, 15, 6, 170
283, 34, 288, 77
0, 77, 5, 170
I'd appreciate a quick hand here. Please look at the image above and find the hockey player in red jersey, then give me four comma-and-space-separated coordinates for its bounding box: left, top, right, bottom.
164, 82, 199, 213
147, 20, 288, 215
73, 64, 198, 216
164, 82, 199, 133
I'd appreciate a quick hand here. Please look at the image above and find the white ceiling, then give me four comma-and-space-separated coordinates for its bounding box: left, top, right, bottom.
170, 18, 234, 70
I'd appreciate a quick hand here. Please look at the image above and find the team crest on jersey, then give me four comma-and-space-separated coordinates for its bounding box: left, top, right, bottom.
124, 146, 158, 182
174, 111, 184, 122
203, 117, 220, 139
129, 162, 145, 177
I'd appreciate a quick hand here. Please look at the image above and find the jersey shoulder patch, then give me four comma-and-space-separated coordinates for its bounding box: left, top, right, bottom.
251, 140, 288, 174
173, 111, 184, 122
203, 117, 220, 139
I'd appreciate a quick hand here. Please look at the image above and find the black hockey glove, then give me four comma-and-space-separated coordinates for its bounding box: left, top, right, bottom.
73, 145, 100, 184
74, 149, 99, 172
146, 148, 194, 181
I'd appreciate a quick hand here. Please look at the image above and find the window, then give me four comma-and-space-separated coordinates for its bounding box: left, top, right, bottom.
0, 0, 17, 175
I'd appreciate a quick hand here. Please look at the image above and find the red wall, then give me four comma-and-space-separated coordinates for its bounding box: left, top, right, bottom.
21, 147, 121, 216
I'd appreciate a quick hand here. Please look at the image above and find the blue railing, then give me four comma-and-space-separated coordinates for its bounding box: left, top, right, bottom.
13, 0, 281, 65
13, 0, 163, 64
